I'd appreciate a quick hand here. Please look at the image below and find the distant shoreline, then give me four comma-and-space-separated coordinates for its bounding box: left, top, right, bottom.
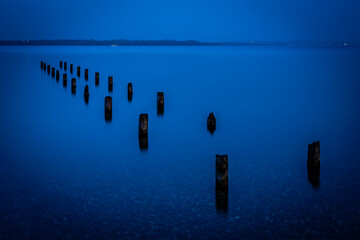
0, 39, 359, 48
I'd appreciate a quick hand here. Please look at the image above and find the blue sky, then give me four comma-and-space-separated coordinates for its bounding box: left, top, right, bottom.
0, 0, 359, 42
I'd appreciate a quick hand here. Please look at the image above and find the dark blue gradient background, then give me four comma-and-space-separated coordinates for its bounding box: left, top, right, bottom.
0, 46, 360, 239
0, 0, 360, 42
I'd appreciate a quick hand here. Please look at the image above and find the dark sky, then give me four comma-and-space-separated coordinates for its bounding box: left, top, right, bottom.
1, 0, 359, 42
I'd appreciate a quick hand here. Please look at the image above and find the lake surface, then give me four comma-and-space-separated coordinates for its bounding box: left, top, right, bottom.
0, 46, 360, 239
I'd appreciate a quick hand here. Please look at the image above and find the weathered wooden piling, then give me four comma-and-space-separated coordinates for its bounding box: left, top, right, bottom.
108, 76, 113, 92
95, 72, 99, 86
84, 85, 89, 103
207, 112, 216, 133
157, 92, 164, 115
64, 62, 67, 71
51, 67, 55, 77
70, 64, 73, 73
139, 133, 148, 150
85, 69, 88, 80
56, 70, 60, 81
139, 114, 148, 135
216, 154, 228, 190
43, 62, 46, 71
105, 96, 112, 121
41, 61, 43, 68
71, 78, 76, 93
216, 188, 228, 213
63, 74, 67, 87
60, 61, 62, 68
47, 65, 50, 74
307, 141, 320, 170
128, 83, 133, 101
77, 66, 80, 77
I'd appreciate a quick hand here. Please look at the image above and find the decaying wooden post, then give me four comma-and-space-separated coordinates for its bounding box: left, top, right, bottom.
207, 112, 216, 133
47, 65, 50, 74
41, 61, 43, 68
95, 72, 99, 85
56, 70, 60, 81
105, 96, 112, 121
307, 141, 320, 169
84, 85, 89, 103
60, 61, 62, 68
71, 78, 76, 94
43, 62, 46, 71
157, 92, 164, 115
108, 76, 113, 92
77, 66, 80, 77
85, 69, 88, 80
64, 62, 67, 71
216, 154, 228, 191
139, 113, 148, 150
128, 83, 133, 101
63, 74, 67, 87
70, 64, 73, 73
52, 67, 55, 77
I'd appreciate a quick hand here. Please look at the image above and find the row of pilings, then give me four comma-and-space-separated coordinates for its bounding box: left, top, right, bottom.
41, 60, 321, 213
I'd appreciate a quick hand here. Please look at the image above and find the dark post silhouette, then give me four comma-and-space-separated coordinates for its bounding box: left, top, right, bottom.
64, 62, 67, 71
63, 74, 67, 87
105, 96, 112, 121
43, 62, 46, 71
71, 78, 76, 94
77, 66, 80, 77
56, 70, 60, 81
216, 154, 228, 190
51, 67, 55, 78
41, 61, 43, 68
207, 112, 216, 133
157, 92, 164, 115
70, 64, 73, 73
108, 76, 113, 92
47, 65, 50, 74
139, 114, 148, 150
95, 72, 99, 86
84, 85, 89, 103
307, 141, 320, 187
60, 61, 62, 68
85, 69, 88, 80
128, 83, 133, 101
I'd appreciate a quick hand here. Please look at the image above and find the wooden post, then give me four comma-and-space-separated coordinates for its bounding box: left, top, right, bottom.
157, 92, 164, 115
108, 76, 113, 92
216, 155, 228, 191
43, 62, 46, 71
47, 65, 50, 74
60, 61, 62, 68
52, 67, 55, 77
70, 64, 73, 73
77, 66, 80, 77
128, 83, 133, 101
84, 85, 89, 103
85, 69, 88, 80
95, 72, 99, 86
307, 141, 320, 187
56, 70, 60, 81
71, 78, 76, 94
139, 113, 148, 150
63, 74, 67, 87
207, 112, 216, 133
105, 96, 112, 121
41, 61, 43, 68
64, 62, 67, 71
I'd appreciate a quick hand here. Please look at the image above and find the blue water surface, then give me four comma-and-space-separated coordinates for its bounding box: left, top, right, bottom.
0, 46, 360, 239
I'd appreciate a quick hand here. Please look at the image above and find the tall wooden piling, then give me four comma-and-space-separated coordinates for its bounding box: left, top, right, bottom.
64, 62, 67, 71
157, 92, 164, 115
105, 96, 112, 121
95, 72, 99, 86
128, 83, 133, 101
60, 61, 62, 68
85, 69, 88, 80
52, 67, 55, 77
207, 112, 216, 133
216, 155, 228, 191
77, 66, 80, 77
43, 62, 46, 71
307, 141, 320, 169
56, 70, 60, 81
70, 64, 73, 73
84, 85, 89, 103
108, 76, 113, 92
63, 74, 67, 87
47, 65, 50, 74
71, 78, 76, 94
139, 114, 148, 135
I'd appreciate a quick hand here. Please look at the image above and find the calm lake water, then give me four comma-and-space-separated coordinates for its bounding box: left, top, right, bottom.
0, 46, 360, 239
